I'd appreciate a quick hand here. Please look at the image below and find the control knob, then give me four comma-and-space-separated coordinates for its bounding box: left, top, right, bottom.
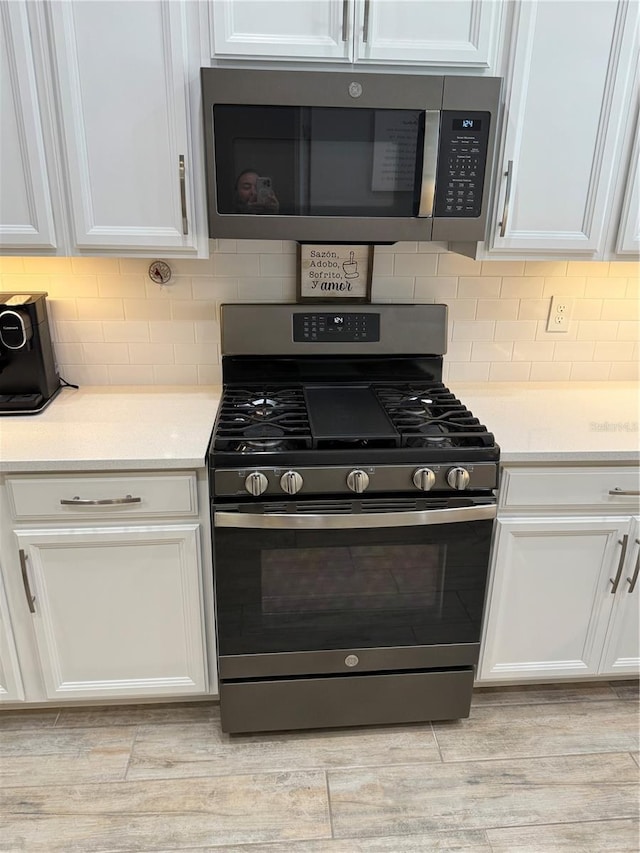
245, 471, 268, 496
412, 467, 436, 492
447, 466, 470, 491
347, 469, 370, 493
280, 470, 304, 495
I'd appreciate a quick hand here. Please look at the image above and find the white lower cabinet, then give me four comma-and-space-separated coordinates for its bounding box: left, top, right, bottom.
479, 465, 640, 683
0, 568, 24, 702
0, 471, 214, 704
14, 525, 207, 700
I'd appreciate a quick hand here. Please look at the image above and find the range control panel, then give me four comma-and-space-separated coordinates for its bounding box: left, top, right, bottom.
434, 111, 491, 218
293, 312, 381, 343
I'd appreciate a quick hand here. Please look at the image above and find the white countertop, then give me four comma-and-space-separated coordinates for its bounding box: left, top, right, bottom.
449, 381, 640, 463
0, 382, 638, 474
0, 386, 221, 473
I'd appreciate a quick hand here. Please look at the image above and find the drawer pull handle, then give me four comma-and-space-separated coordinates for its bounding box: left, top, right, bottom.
19, 549, 35, 613
608, 488, 640, 496
60, 495, 142, 506
610, 535, 628, 593
626, 539, 640, 594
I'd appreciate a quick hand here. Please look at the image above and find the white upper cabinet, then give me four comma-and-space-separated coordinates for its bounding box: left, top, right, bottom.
209, 0, 502, 69
487, 0, 639, 257
612, 93, 640, 256
210, 0, 351, 61
1, 0, 207, 257
0, 1, 58, 251
355, 0, 501, 68
48, 0, 201, 255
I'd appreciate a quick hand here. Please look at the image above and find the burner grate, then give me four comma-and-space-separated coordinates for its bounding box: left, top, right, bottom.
373, 383, 495, 449
214, 386, 312, 452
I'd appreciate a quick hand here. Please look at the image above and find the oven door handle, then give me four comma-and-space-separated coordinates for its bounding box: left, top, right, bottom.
214, 504, 496, 530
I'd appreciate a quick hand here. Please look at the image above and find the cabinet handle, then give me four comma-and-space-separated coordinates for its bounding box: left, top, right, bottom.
362, 0, 371, 43
341, 0, 349, 41
179, 154, 188, 235
608, 488, 640, 496
626, 539, 640, 593
498, 160, 514, 237
19, 549, 35, 614
610, 535, 628, 593
60, 495, 142, 506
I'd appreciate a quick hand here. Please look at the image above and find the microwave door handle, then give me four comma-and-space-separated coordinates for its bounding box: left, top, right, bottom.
215, 504, 496, 530
417, 111, 441, 218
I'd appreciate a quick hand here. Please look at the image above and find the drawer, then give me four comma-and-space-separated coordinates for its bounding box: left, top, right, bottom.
6, 472, 198, 521
499, 465, 640, 512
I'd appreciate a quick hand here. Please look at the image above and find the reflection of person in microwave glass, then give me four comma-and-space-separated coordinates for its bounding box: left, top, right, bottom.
233, 169, 280, 214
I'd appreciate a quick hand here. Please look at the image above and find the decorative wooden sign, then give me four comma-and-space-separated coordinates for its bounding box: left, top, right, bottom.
297, 244, 373, 303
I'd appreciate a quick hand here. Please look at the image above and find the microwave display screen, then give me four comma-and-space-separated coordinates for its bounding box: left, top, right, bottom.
452, 118, 482, 131
213, 105, 423, 218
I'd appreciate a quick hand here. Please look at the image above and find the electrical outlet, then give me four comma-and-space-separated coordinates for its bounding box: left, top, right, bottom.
546, 295, 573, 332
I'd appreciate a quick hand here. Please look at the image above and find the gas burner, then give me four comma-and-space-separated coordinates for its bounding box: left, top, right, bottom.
244, 424, 285, 439
241, 397, 279, 418
405, 423, 455, 448
235, 438, 291, 453
405, 395, 434, 407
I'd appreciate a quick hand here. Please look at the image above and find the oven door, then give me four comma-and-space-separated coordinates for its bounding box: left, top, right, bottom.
213, 499, 496, 680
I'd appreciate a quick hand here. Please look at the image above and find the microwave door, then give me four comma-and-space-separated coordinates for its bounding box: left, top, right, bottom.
417, 110, 441, 218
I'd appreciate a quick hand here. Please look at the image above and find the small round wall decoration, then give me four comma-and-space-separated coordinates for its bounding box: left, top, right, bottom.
148, 260, 172, 285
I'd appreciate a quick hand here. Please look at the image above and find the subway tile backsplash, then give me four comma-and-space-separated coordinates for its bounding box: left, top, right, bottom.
1, 242, 638, 385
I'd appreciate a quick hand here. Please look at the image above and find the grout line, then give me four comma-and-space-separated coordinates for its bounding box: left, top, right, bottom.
123, 725, 140, 781
430, 721, 445, 763
324, 769, 336, 839
434, 748, 640, 765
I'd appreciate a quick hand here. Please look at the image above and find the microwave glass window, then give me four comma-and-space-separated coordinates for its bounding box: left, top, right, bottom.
213, 105, 423, 217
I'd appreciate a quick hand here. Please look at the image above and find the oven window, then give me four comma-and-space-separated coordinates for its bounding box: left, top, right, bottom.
214, 520, 492, 656
261, 544, 445, 614
212, 105, 423, 217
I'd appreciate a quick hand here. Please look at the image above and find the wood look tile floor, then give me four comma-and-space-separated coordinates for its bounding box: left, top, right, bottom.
1, 681, 638, 852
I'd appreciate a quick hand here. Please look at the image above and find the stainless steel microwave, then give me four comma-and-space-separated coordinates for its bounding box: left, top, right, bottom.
201, 68, 502, 243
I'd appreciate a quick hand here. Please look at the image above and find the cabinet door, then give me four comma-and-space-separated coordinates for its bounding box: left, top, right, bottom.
614, 112, 640, 255
490, 0, 639, 255
48, 0, 199, 253
15, 525, 207, 700
355, 0, 502, 68
0, 565, 24, 702
209, 0, 352, 61
479, 517, 628, 682
600, 517, 640, 676
0, 1, 57, 250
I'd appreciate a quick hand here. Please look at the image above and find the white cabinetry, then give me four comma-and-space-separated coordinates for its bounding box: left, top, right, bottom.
0, 471, 213, 704
1, 0, 207, 258
486, 0, 639, 259
479, 465, 640, 683
0, 568, 24, 702
0, 1, 59, 250
611, 76, 640, 257
208, 0, 502, 69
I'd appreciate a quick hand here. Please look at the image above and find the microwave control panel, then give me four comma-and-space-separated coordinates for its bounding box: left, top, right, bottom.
434, 111, 491, 218
293, 313, 380, 343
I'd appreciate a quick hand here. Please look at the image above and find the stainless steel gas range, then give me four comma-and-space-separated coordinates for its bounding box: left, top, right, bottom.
208, 303, 499, 733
